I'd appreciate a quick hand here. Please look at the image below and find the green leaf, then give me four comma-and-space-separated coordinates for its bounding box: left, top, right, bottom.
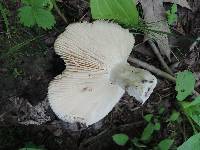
166, 3, 177, 25
112, 133, 129, 146
175, 71, 195, 101
168, 14, 177, 25
171, 3, 177, 14
90, 0, 139, 27
158, 139, 174, 150
18, 6, 35, 27
144, 114, 153, 122
35, 8, 55, 29
43, 0, 53, 10
166, 110, 180, 122
18, 0, 55, 29
141, 122, 155, 141
177, 133, 200, 150
154, 122, 161, 131
182, 96, 200, 109
182, 96, 200, 126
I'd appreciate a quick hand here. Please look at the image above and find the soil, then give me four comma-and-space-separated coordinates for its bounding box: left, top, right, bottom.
0, 0, 200, 150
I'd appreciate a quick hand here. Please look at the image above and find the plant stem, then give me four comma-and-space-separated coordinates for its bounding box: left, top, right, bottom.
185, 114, 198, 134
0, 2, 10, 37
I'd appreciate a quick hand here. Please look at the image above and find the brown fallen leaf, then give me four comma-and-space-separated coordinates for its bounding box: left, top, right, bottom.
163, 0, 191, 9
139, 0, 171, 60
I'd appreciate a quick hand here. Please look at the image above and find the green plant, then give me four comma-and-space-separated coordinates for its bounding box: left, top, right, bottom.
166, 110, 180, 122
90, 0, 174, 42
112, 114, 163, 149
181, 96, 200, 127
112, 133, 129, 146
177, 133, 200, 150
158, 139, 174, 150
175, 71, 195, 101
112, 133, 147, 149
174, 71, 200, 130
166, 3, 177, 25
90, 0, 139, 27
174, 71, 200, 148
0, 2, 10, 36
141, 114, 160, 141
18, 0, 56, 29
13, 68, 24, 78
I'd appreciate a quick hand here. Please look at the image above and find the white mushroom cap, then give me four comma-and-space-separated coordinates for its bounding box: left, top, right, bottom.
48, 21, 157, 125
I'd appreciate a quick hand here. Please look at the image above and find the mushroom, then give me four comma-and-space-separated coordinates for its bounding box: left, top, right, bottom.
48, 21, 157, 126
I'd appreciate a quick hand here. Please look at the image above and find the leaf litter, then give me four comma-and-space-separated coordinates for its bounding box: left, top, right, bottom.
139, 0, 171, 60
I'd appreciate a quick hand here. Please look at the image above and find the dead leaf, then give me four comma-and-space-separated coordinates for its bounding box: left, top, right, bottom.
163, 0, 191, 9
140, 0, 171, 60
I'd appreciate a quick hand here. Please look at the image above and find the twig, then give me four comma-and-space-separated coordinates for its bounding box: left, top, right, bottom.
147, 40, 199, 95
148, 39, 174, 75
51, 0, 68, 24
128, 56, 176, 82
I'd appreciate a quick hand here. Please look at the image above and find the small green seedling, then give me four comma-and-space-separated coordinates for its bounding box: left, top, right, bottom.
141, 114, 160, 141
157, 139, 174, 150
175, 70, 195, 101
18, 0, 56, 29
182, 96, 200, 127
0, 2, 10, 36
166, 110, 180, 122
175, 70, 200, 128
112, 113, 172, 150
174, 71, 200, 149
112, 133, 129, 146
166, 3, 177, 25
13, 68, 24, 78
112, 111, 176, 150
112, 134, 148, 149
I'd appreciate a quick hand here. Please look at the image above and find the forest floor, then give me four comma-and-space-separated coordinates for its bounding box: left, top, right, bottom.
0, 0, 200, 150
